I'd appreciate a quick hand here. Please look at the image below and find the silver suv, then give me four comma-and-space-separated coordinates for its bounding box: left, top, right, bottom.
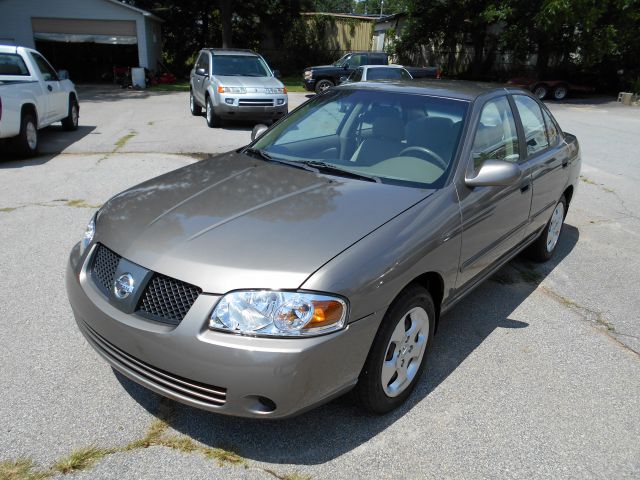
189, 49, 288, 127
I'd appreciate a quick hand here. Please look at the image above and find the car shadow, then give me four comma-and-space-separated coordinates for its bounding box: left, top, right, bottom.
115, 224, 579, 465
0, 125, 95, 165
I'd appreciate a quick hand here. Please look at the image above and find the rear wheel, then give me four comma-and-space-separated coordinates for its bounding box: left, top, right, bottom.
355, 285, 435, 414
315, 79, 334, 94
12, 112, 38, 157
205, 96, 220, 128
525, 196, 567, 262
552, 85, 568, 100
61, 96, 79, 131
533, 84, 549, 100
190, 90, 201, 116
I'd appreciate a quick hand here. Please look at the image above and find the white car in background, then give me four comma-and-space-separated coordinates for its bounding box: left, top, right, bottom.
0, 45, 78, 157
340, 65, 413, 84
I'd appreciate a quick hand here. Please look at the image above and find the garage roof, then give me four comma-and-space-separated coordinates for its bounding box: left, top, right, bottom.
105, 0, 163, 22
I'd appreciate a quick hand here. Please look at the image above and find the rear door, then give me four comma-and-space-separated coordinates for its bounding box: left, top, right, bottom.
511, 95, 569, 237
456, 95, 533, 288
30, 52, 66, 123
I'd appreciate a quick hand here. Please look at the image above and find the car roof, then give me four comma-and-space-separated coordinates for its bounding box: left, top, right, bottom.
205, 49, 258, 57
362, 65, 406, 69
336, 79, 522, 101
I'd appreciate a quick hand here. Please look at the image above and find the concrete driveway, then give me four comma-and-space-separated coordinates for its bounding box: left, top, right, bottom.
0, 88, 638, 479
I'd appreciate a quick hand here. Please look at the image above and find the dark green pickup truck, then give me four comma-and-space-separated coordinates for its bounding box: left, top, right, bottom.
303, 51, 440, 93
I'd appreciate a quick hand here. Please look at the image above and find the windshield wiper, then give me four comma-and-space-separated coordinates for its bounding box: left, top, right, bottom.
301, 161, 382, 183
243, 148, 319, 173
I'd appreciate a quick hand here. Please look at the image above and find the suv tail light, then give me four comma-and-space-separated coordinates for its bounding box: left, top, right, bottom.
436, 69, 441, 80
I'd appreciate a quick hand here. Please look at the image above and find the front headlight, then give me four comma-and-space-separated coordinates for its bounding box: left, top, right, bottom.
80, 213, 96, 255
304, 70, 312, 80
210, 290, 347, 337
218, 86, 246, 94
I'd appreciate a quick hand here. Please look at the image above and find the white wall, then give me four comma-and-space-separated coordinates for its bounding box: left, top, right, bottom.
0, 0, 161, 69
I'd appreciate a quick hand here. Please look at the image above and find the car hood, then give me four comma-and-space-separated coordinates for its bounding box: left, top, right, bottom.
308, 65, 342, 73
96, 152, 433, 294
212, 75, 284, 89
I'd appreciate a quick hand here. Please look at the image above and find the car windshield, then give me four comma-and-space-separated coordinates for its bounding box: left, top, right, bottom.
212, 55, 271, 77
251, 89, 469, 188
332, 54, 350, 67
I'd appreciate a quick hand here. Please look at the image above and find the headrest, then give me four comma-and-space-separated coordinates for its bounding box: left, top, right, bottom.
372, 115, 404, 141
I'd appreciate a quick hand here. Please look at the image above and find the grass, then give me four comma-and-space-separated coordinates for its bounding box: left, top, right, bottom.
52, 446, 113, 475
148, 78, 308, 93
0, 459, 50, 480
114, 131, 137, 150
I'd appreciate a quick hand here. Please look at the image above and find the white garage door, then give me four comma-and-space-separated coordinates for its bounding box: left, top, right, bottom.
32, 17, 137, 44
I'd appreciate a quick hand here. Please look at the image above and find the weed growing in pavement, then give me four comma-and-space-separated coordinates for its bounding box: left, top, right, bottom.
0, 459, 50, 480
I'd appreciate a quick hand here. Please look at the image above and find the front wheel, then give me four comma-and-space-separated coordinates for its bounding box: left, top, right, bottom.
12, 113, 38, 157
314, 79, 334, 94
355, 285, 435, 414
61, 96, 79, 131
190, 90, 202, 116
525, 196, 567, 262
205, 97, 220, 128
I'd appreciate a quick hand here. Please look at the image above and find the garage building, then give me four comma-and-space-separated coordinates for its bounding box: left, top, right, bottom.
0, 0, 162, 82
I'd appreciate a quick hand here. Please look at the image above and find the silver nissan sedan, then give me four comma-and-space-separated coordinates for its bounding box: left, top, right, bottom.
66, 80, 580, 418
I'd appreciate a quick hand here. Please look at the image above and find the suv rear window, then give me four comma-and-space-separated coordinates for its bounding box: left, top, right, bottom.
0, 53, 29, 76
211, 55, 271, 77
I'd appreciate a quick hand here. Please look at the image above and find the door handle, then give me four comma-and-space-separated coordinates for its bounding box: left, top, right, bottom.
562, 158, 569, 168
47, 85, 52, 91
520, 182, 530, 193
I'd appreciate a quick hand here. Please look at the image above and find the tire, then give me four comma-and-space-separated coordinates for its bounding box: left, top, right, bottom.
314, 79, 334, 94
355, 284, 435, 414
524, 195, 567, 262
61, 96, 79, 131
533, 84, 549, 100
190, 90, 202, 116
552, 85, 568, 100
205, 96, 220, 128
11, 112, 38, 157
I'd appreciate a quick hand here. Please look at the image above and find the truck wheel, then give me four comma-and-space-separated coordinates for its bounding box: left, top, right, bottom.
533, 84, 549, 100
61, 96, 79, 131
315, 79, 334, 94
12, 113, 38, 157
190, 90, 202, 116
355, 284, 434, 414
205, 97, 220, 128
552, 85, 568, 100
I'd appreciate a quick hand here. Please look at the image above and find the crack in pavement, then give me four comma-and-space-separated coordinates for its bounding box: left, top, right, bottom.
0, 199, 102, 213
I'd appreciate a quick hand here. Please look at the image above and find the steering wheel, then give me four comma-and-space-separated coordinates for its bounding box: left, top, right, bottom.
398, 146, 447, 170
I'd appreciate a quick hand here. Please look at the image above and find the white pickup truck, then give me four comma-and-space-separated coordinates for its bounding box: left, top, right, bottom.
0, 45, 79, 157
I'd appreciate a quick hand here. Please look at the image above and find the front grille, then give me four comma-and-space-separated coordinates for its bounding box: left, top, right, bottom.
136, 274, 202, 326
238, 98, 274, 107
91, 244, 121, 296
82, 322, 227, 406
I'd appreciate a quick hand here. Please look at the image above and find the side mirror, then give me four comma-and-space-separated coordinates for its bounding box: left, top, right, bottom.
273, 69, 282, 79
339, 76, 347, 83
195, 67, 208, 77
251, 124, 269, 142
343, 64, 350, 70
465, 160, 522, 187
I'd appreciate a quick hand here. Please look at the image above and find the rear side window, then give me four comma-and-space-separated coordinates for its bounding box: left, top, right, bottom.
31, 52, 58, 81
471, 96, 520, 170
513, 95, 549, 155
368, 54, 387, 65
367, 68, 407, 80
0, 53, 29, 75
542, 108, 560, 146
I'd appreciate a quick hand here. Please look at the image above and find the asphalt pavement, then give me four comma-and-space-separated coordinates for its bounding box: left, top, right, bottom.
0, 88, 638, 479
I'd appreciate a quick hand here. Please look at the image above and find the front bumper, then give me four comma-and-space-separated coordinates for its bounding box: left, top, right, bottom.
214, 93, 288, 120
66, 243, 382, 419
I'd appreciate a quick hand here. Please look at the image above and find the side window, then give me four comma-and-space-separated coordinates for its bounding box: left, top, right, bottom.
31, 53, 57, 81
200, 54, 209, 73
369, 54, 386, 65
513, 95, 549, 155
400, 69, 412, 80
350, 54, 364, 68
542, 108, 560, 146
471, 96, 520, 170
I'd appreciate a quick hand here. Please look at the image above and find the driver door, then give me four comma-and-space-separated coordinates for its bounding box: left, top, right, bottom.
456, 95, 533, 288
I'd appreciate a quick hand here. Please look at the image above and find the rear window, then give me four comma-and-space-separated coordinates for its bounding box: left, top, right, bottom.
367, 68, 411, 80
0, 53, 29, 76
